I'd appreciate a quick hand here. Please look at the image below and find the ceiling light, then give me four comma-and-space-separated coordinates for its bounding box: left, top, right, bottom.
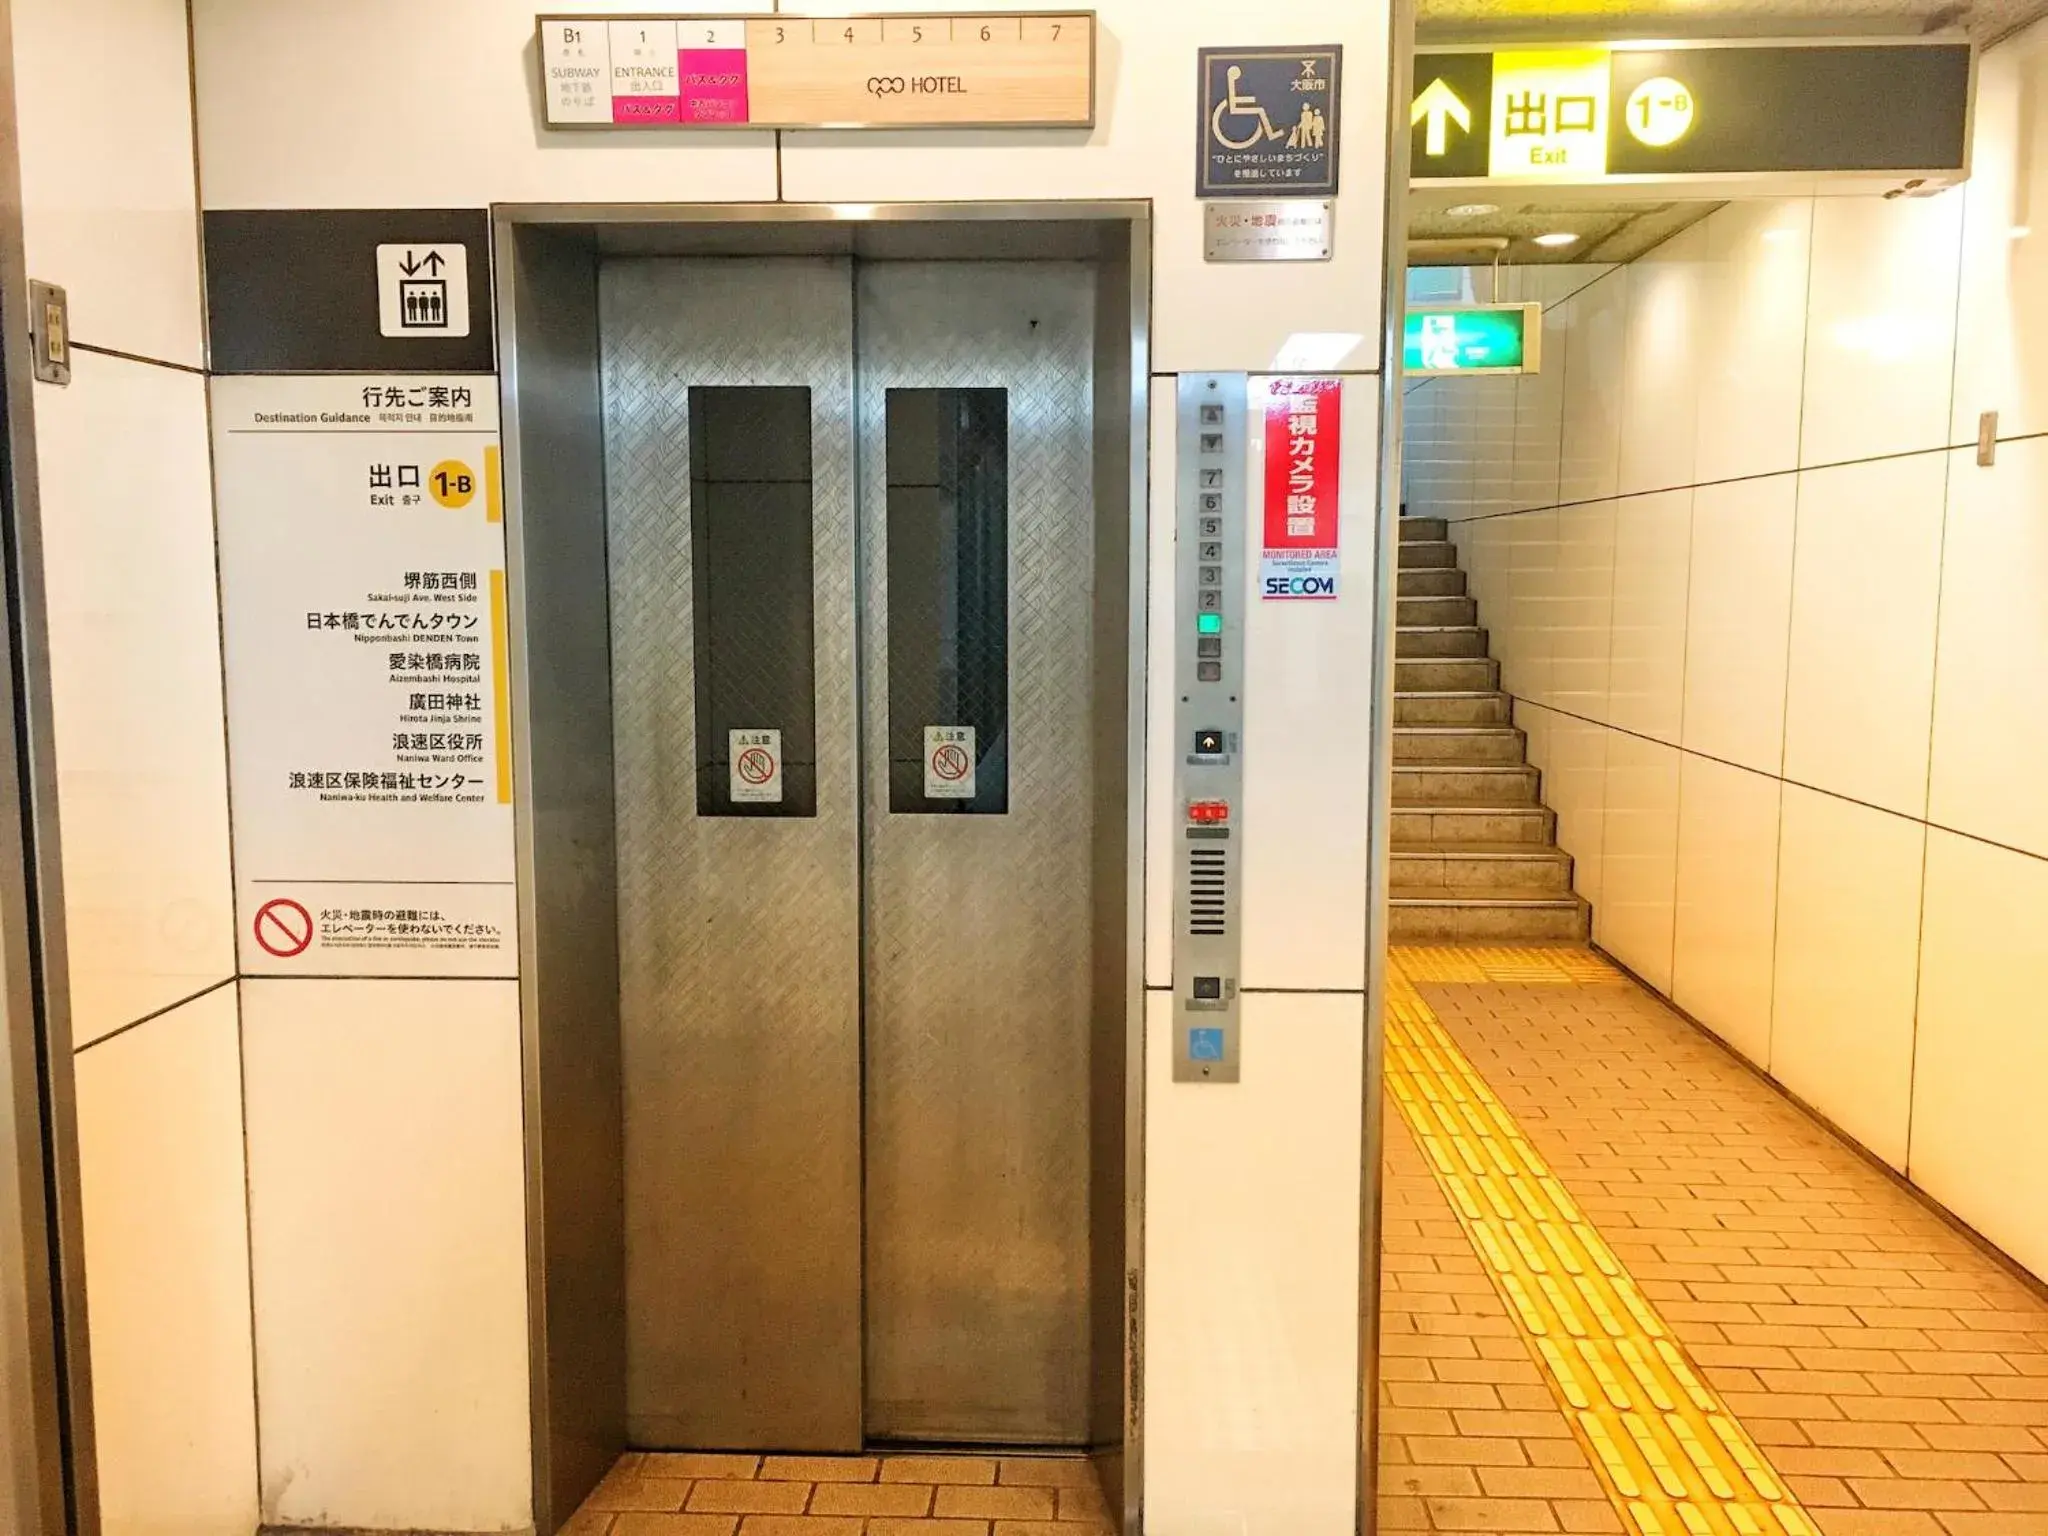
1533, 231, 1580, 248
1444, 202, 1499, 217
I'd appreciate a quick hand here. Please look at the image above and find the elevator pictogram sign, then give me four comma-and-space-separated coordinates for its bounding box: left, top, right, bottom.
253, 898, 315, 959
376, 243, 471, 339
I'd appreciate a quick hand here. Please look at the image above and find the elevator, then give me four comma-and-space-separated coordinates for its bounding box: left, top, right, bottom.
496, 207, 1146, 1532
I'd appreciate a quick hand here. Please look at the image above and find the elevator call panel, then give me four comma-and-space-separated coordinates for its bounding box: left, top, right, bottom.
1173, 374, 1246, 1084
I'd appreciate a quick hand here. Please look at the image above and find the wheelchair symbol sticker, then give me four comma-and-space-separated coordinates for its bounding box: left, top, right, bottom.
1198, 46, 1343, 199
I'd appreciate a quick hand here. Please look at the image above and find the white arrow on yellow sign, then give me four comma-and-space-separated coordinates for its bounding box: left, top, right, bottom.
1410, 76, 1471, 157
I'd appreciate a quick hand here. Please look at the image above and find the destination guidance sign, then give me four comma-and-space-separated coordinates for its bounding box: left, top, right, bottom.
1410, 41, 1971, 183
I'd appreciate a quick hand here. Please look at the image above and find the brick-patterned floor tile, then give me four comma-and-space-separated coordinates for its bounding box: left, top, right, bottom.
685, 1480, 809, 1516
995, 1458, 1097, 1487
562, 947, 2048, 1536
759, 1455, 876, 1483
610, 1517, 737, 1536
806, 1482, 933, 1517
585, 1473, 691, 1514
644, 1454, 760, 1481
1396, 950, 2048, 1536
934, 1485, 1056, 1520
881, 1455, 999, 1485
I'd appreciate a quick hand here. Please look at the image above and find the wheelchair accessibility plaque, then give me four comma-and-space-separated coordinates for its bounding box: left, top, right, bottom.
1197, 45, 1342, 198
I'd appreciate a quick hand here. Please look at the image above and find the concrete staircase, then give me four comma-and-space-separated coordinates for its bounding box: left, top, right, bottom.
1391, 515, 1590, 942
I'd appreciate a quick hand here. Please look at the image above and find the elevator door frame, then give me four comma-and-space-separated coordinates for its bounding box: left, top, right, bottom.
495, 202, 1150, 1536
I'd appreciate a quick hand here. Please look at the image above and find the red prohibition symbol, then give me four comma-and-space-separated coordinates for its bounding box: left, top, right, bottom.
253, 898, 314, 959
931, 743, 971, 783
736, 747, 776, 785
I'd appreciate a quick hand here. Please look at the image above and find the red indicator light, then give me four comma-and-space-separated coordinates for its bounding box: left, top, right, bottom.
1187, 800, 1231, 824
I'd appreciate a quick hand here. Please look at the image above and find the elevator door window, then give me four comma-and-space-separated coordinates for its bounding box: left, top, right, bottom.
885, 387, 1009, 815
689, 385, 818, 817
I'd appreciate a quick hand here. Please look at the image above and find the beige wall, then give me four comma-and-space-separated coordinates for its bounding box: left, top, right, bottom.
9, 1, 256, 1534
1404, 19, 2048, 1282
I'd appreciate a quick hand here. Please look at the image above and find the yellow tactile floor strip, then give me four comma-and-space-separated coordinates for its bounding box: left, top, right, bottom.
1393, 942, 1626, 985
1384, 950, 1819, 1536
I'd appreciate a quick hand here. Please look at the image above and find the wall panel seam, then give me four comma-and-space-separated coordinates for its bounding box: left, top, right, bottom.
1509, 696, 2048, 866
70, 975, 235, 1056
1434, 433, 2048, 526
67, 342, 205, 378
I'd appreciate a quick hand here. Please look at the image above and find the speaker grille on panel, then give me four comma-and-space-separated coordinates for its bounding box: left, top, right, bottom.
1188, 843, 1228, 936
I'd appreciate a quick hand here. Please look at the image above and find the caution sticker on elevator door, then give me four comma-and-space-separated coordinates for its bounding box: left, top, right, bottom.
924, 725, 976, 800
729, 728, 783, 804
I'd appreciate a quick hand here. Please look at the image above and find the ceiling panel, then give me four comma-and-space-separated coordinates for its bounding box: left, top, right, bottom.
1408, 198, 1722, 263
1417, 0, 2046, 44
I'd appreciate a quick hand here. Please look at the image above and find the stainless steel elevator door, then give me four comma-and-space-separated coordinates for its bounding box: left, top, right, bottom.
602, 258, 864, 1450
858, 263, 1098, 1444
602, 256, 1096, 1452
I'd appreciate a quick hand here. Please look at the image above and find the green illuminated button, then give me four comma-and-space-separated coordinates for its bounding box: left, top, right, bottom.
1197, 613, 1223, 635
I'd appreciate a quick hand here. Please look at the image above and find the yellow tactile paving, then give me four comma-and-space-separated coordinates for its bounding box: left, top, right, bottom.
1384, 952, 1820, 1536
1394, 943, 1626, 986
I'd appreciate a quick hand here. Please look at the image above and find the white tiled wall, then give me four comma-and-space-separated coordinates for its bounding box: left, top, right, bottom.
13, 0, 206, 368
190, 2, 1399, 1529
74, 988, 255, 1536
35, 356, 234, 1046
1144, 990, 1363, 1536
1768, 787, 1924, 1172
241, 979, 530, 1532
1670, 755, 1779, 1067
1911, 830, 2048, 1280
1405, 12, 2048, 1282
11, 3, 255, 1533
195, 0, 1390, 375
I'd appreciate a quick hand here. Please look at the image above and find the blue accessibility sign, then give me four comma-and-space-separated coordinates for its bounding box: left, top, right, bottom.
1197, 46, 1343, 198
1188, 1027, 1227, 1062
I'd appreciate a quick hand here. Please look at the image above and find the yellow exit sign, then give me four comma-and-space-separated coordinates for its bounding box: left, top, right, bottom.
1411, 40, 1973, 186
1488, 50, 1608, 179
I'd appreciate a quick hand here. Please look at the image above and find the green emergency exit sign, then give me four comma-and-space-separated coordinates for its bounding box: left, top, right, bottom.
1403, 304, 1541, 376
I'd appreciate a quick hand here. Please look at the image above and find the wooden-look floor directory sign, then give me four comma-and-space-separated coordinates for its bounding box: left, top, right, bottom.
539, 13, 1096, 129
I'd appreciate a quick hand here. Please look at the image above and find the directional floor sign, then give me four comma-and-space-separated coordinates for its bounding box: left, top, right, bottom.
1411, 40, 1970, 184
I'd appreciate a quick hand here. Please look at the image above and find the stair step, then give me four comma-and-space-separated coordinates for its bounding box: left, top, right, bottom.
1397, 595, 1478, 627
1391, 806, 1557, 845
1396, 625, 1489, 660
1390, 846, 1574, 895
1389, 895, 1592, 943
1398, 539, 1458, 570
1394, 764, 1540, 806
1396, 656, 1500, 692
1399, 515, 1449, 543
1394, 726, 1526, 766
1394, 691, 1512, 727
1398, 568, 1467, 598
